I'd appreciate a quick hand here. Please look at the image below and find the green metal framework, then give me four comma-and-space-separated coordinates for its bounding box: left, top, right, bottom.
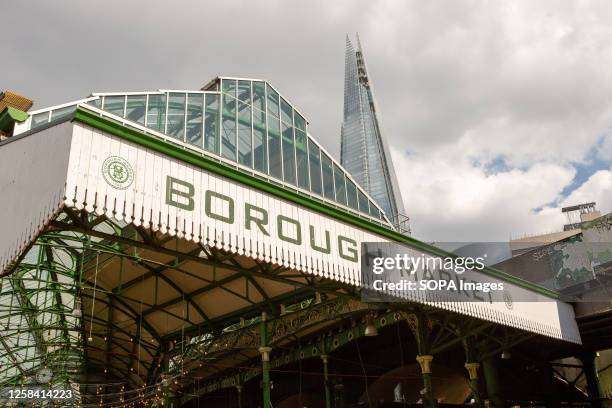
0, 220, 83, 390
0, 206, 545, 407
1, 206, 361, 406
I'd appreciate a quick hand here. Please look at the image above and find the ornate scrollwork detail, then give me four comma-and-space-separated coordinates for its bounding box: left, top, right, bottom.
272, 322, 288, 340
239, 332, 259, 348
405, 313, 419, 336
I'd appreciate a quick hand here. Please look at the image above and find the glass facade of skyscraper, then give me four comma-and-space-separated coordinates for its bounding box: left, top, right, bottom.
340, 35, 408, 232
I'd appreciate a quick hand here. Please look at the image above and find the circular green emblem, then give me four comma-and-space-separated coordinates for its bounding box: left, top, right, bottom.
102, 156, 134, 189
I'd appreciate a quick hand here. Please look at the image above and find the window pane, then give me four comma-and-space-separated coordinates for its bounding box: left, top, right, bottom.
238, 101, 252, 166
103, 95, 125, 116
333, 165, 347, 205
253, 108, 267, 173
50, 105, 75, 121
31, 112, 49, 127
252, 81, 265, 112
266, 84, 279, 118
346, 179, 358, 210
282, 123, 296, 185
280, 97, 292, 125
369, 201, 380, 219
147, 94, 166, 131
222, 79, 237, 97
204, 94, 220, 154
322, 153, 335, 200
268, 116, 282, 179
294, 112, 306, 131
221, 94, 237, 161
186, 93, 203, 147
89, 98, 101, 108
308, 139, 322, 195
167, 93, 185, 140
126, 95, 146, 124
295, 129, 309, 189
358, 190, 369, 214
237, 80, 251, 103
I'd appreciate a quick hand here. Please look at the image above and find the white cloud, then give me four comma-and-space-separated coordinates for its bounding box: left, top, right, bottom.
561, 169, 612, 214
360, 1, 612, 167
392, 146, 574, 242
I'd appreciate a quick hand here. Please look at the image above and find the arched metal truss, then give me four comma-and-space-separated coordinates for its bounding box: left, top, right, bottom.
0, 206, 545, 407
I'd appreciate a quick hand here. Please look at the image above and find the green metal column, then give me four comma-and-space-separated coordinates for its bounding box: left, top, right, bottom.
236, 385, 243, 408
581, 352, 603, 408
464, 362, 484, 407
259, 312, 272, 408
334, 380, 345, 408
482, 356, 505, 408
321, 354, 331, 408
463, 340, 484, 408
416, 355, 435, 407
413, 314, 436, 408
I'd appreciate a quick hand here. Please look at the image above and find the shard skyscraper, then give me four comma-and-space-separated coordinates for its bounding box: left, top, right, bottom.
340, 34, 409, 233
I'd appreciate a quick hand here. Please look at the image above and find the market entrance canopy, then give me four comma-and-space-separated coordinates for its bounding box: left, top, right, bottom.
1, 101, 581, 346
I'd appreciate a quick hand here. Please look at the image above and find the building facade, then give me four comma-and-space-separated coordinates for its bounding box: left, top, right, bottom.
0, 77, 599, 407
340, 35, 409, 233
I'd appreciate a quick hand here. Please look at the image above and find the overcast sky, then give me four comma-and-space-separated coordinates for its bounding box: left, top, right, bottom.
3, 0, 611, 242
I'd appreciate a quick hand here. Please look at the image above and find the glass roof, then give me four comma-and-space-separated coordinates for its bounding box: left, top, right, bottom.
0, 237, 82, 387
17, 77, 390, 226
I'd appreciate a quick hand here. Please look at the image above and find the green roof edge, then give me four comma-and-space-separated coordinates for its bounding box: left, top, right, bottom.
71, 106, 560, 299
0, 107, 28, 132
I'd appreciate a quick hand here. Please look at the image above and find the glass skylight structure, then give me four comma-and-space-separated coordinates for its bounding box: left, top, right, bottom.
340, 35, 408, 232
18, 77, 389, 226
0, 235, 83, 389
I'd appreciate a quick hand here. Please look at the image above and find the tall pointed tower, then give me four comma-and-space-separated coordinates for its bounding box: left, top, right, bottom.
340, 34, 409, 233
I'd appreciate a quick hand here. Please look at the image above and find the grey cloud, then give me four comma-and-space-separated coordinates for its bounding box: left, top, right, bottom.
3, 0, 610, 240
